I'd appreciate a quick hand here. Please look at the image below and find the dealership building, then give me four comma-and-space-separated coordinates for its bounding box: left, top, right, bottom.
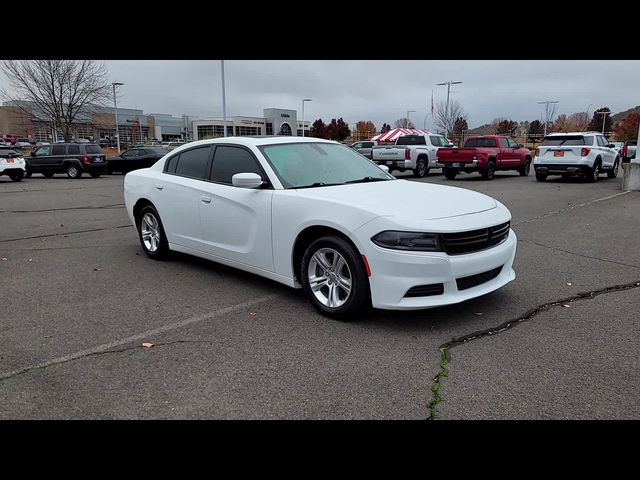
192, 108, 311, 140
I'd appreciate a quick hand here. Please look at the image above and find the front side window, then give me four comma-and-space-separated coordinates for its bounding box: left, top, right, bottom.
174, 146, 211, 179
499, 138, 509, 148
507, 138, 519, 148
211, 146, 263, 184
35, 146, 51, 157
259, 142, 394, 189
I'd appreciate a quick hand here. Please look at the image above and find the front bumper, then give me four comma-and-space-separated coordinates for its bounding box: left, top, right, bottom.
361, 230, 517, 310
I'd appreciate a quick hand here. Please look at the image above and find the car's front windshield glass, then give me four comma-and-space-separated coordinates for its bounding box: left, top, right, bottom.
259, 142, 394, 189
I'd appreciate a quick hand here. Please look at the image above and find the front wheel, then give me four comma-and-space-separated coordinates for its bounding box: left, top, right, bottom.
443, 168, 457, 180
90, 171, 102, 178
66, 164, 82, 179
588, 161, 600, 183
519, 159, 531, 176
137, 205, 170, 259
481, 160, 496, 180
43, 171, 54, 178
413, 158, 429, 178
24, 168, 32, 178
9, 171, 24, 182
300, 236, 371, 320
607, 159, 619, 179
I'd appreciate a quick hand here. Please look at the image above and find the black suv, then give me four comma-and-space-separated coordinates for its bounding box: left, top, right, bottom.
26, 143, 106, 178
106, 146, 168, 174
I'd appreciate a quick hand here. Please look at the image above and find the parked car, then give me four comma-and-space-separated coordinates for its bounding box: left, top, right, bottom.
25, 143, 106, 179
437, 135, 532, 180
123, 137, 517, 319
0, 146, 26, 181
35, 142, 50, 147
349, 140, 378, 159
371, 134, 452, 177
533, 132, 619, 182
621, 139, 637, 163
609, 141, 624, 155
2, 134, 18, 144
14, 138, 32, 149
106, 146, 168, 174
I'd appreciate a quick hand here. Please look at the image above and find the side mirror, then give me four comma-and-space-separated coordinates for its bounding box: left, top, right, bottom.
447, 143, 455, 147
607, 144, 615, 149
232, 172, 263, 189
378, 164, 390, 173
518, 144, 523, 148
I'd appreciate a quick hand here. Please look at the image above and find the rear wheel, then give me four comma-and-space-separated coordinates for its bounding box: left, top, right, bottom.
588, 161, 600, 183
535, 172, 547, 182
9, 171, 24, 182
413, 157, 429, 178
519, 159, 531, 176
300, 235, 370, 320
43, 171, 54, 178
66, 164, 82, 179
443, 168, 457, 180
482, 160, 496, 180
607, 159, 619, 179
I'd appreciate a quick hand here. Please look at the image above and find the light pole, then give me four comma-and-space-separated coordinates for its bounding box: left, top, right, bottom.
436, 81, 463, 134
112, 82, 124, 153
302, 98, 312, 137
538, 100, 559, 137
406, 110, 416, 128
221, 60, 227, 137
596, 111, 609, 135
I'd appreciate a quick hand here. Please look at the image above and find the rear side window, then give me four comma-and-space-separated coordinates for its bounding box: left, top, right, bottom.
165, 154, 178, 173
464, 137, 497, 148
541, 135, 585, 146
174, 147, 211, 179
211, 146, 263, 184
52, 145, 66, 155
85, 145, 103, 154
67, 145, 80, 155
396, 136, 426, 145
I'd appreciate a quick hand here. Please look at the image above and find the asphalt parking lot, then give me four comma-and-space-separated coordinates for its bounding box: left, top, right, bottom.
1, 169, 639, 419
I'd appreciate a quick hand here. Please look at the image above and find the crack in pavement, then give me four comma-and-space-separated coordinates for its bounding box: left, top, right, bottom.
0, 225, 133, 243
2, 203, 125, 214
426, 279, 640, 420
518, 239, 640, 269
512, 191, 630, 227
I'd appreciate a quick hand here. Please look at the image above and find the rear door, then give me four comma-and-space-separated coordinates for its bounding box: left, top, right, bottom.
50, 144, 67, 169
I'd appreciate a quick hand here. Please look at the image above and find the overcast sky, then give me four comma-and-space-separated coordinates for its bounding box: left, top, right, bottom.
2, 60, 639, 129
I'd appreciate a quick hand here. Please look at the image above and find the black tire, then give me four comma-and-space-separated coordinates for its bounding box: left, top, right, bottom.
136, 205, 170, 260
413, 157, 429, 178
300, 235, 371, 320
24, 168, 32, 178
443, 168, 457, 180
519, 159, 531, 176
66, 164, 82, 179
9, 171, 24, 182
42, 171, 54, 178
607, 158, 619, 179
588, 160, 600, 183
481, 160, 496, 180
90, 171, 102, 178
535, 172, 547, 182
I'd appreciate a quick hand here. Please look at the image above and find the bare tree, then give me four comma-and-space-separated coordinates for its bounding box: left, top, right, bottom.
1, 60, 112, 141
566, 111, 590, 132
433, 100, 467, 136
394, 118, 416, 129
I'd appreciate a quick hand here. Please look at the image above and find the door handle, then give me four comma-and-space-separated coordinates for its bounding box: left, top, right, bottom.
201, 196, 212, 204
154, 184, 163, 190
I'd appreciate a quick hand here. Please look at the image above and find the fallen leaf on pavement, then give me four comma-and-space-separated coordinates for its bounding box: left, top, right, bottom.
1, 257, 7, 261
93, 267, 102, 271
566, 282, 572, 286
473, 312, 483, 316
562, 304, 571, 308
249, 312, 257, 316
142, 342, 154, 348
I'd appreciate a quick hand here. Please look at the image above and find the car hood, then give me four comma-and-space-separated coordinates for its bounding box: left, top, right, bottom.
292, 179, 497, 220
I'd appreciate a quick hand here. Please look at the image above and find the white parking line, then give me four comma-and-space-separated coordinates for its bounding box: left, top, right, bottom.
0, 293, 281, 381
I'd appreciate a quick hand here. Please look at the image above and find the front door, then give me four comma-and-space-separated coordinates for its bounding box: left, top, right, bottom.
199, 145, 273, 272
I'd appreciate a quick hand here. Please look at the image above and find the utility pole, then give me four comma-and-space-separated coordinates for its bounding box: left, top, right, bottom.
596, 111, 609, 135
437, 81, 462, 135
406, 110, 416, 128
538, 100, 559, 137
221, 60, 227, 137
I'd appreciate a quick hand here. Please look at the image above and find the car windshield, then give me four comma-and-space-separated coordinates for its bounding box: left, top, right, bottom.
0, 148, 19, 157
259, 142, 394, 189
541, 135, 585, 146
84, 145, 103, 154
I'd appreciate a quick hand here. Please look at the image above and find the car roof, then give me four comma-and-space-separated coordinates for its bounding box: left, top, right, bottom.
178, 136, 339, 148
546, 132, 600, 136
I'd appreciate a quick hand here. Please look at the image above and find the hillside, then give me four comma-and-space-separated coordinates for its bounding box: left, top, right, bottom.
612, 105, 640, 124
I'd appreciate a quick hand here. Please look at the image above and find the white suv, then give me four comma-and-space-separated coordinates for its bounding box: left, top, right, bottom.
533, 132, 619, 182
0, 146, 26, 182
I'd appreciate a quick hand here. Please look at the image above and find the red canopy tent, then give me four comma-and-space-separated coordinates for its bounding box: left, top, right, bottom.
370, 128, 433, 142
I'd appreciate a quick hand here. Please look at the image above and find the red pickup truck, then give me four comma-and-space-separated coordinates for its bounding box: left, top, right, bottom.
438, 135, 533, 180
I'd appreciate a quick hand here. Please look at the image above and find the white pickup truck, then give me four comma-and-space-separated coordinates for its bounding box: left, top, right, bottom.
371, 134, 452, 177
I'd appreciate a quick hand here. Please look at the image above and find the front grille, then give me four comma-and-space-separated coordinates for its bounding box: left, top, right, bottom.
404, 283, 444, 298
442, 221, 510, 255
456, 266, 503, 291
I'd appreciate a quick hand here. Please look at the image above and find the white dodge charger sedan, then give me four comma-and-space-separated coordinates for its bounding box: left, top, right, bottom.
124, 136, 517, 319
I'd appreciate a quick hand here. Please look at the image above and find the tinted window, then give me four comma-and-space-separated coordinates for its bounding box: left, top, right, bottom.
165, 154, 178, 173
541, 135, 585, 146
396, 135, 426, 145
52, 145, 66, 155
35, 146, 51, 157
67, 145, 80, 155
464, 137, 497, 148
0, 148, 19, 157
598, 136, 608, 147
175, 147, 211, 179
628, 140, 637, 146
438, 136, 449, 146
507, 138, 519, 148
499, 138, 509, 148
85, 145, 103, 154
429, 136, 441, 146
362, 142, 373, 148
211, 146, 263, 184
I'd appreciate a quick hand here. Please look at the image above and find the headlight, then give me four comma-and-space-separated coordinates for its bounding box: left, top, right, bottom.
371, 231, 442, 252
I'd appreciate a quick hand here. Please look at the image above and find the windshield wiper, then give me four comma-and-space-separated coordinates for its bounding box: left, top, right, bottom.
345, 176, 389, 184
293, 182, 343, 189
